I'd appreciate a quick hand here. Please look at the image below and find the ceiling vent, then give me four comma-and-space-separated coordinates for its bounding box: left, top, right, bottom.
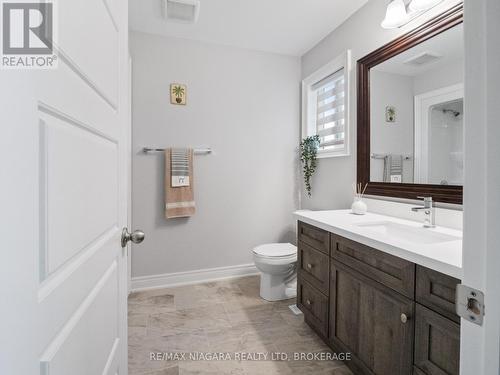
403, 52, 442, 66
162, 0, 200, 23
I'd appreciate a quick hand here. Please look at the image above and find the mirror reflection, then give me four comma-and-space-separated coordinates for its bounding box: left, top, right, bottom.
369, 24, 464, 185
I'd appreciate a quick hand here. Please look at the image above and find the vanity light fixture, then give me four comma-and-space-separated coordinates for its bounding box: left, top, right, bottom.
381, 0, 410, 29
381, 0, 445, 29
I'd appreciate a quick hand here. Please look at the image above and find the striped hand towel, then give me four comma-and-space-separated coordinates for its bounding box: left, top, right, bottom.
171, 148, 190, 187
165, 148, 195, 219
384, 154, 403, 183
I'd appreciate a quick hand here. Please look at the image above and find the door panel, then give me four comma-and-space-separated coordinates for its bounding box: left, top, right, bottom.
330, 260, 414, 375
40, 112, 118, 277
40, 262, 119, 375
36, 61, 118, 136
58, 0, 119, 106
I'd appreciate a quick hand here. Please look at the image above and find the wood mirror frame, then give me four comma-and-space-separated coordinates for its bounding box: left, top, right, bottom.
357, 4, 463, 204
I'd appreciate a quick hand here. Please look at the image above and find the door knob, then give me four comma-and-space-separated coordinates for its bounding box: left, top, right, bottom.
121, 228, 145, 248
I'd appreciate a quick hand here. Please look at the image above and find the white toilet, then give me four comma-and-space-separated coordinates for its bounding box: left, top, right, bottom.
252, 243, 297, 301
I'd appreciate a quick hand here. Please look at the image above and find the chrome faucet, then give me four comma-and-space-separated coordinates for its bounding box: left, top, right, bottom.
411, 196, 436, 228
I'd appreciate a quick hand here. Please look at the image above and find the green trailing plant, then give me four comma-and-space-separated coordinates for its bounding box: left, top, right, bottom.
300, 135, 321, 197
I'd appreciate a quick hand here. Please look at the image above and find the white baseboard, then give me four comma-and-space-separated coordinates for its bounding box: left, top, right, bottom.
131, 263, 259, 292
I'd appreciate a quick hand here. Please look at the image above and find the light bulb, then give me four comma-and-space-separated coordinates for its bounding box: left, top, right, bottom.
381, 0, 410, 29
409, 0, 444, 12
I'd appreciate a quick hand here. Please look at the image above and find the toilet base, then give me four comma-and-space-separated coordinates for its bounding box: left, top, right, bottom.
259, 273, 297, 301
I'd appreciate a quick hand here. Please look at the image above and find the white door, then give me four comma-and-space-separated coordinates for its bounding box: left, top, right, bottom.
461, 0, 500, 374
0, 0, 131, 374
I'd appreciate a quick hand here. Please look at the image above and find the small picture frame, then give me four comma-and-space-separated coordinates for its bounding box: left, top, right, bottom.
170, 84, 187, 105
386, 106, 396, 122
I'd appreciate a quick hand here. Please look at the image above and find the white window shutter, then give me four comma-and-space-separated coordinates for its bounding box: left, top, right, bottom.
313, 68, 346, 152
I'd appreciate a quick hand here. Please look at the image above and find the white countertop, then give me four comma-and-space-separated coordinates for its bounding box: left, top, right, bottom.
294, 209, 463, 280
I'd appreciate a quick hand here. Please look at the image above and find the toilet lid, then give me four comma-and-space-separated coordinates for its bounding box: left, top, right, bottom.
252, 243, 296, 258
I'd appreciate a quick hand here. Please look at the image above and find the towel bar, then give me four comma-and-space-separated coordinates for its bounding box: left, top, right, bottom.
142, 147, 212, 154
371, 153, 412, 160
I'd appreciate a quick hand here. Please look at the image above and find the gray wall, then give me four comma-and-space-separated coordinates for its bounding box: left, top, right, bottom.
300, 0, 462, 210
130, 32, 301, 278
370, 71, 415, 183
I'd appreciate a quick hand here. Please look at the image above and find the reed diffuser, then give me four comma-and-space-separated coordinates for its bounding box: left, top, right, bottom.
351, 183, 368, 215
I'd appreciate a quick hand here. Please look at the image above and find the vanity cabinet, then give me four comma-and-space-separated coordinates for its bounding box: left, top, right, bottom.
296, 221, 461, 375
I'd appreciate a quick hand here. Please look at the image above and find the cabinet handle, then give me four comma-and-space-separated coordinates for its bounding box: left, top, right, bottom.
307, 263, 313, 270
306, 299, 312, 306
400, 313, 408, 323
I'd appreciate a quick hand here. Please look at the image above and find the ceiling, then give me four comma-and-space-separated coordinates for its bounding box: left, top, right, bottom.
129, 0, 369, 56
373, 23, 464, 77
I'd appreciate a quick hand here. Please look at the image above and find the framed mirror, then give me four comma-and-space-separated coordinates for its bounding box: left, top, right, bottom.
357, 4, 463, 204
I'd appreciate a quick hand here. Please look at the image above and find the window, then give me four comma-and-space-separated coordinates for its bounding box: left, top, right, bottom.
302, 51, 351, 158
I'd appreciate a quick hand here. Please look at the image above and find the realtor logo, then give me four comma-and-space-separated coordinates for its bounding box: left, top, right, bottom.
1, 1, 57, 69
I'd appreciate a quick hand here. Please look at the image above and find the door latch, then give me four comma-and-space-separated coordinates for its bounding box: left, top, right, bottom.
456, 284, 485, 325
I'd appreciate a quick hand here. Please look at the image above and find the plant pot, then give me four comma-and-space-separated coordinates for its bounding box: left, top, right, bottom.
176, 97, 182, 104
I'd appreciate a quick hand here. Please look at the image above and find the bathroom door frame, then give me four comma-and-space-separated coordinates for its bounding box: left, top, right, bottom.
414, 83, 463, 184
127, 56, 133, 293
460, 0, 500, 374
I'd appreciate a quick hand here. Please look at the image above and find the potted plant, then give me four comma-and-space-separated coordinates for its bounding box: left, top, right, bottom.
300, 135, 321, 197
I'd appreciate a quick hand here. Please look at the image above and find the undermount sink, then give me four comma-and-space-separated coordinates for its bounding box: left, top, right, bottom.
354, 221, 461, 245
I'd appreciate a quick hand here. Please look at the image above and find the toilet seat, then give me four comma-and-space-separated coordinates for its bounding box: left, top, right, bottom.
252, 243, 296, 259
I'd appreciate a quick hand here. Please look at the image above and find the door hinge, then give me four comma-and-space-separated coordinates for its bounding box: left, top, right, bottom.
456, 284, 485, 325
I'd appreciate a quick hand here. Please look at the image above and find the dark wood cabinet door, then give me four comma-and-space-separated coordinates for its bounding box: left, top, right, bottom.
330, 260, 414, 375
414, 304, 460, 375
298, 241, 330, 294
416, 266, 460, 323
298, 221, 329, 254
297, 277, 329, 338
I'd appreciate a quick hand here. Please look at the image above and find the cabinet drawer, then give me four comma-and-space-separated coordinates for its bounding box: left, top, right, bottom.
416, 266, 460, 323
298, 241, 329, 295
298, 221, 329, 254
297, 279, 328, 337
415, 304, 460, 375
331, 234, 415, 298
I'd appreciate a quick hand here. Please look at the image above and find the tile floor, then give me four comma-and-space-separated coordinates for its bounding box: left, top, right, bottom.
128, 275, 353, 375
